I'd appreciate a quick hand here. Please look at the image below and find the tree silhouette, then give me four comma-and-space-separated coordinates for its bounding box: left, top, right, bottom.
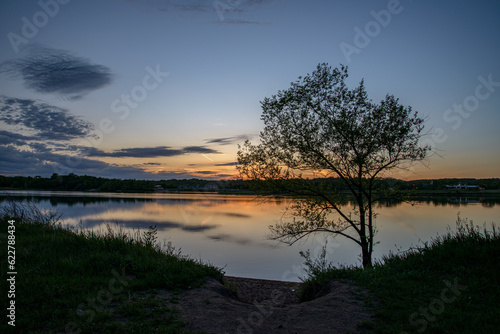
237, 63, 430, 268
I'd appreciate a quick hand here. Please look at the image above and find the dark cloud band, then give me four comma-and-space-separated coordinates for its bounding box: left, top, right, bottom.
1, 47, 112, 100
0, 96, 96, 141
86, 145, 220, 158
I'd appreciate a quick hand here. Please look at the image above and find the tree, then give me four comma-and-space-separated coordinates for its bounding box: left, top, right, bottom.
237, 63, 430, 268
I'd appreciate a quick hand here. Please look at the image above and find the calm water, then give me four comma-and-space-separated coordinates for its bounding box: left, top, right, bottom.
2, 191, 499, 282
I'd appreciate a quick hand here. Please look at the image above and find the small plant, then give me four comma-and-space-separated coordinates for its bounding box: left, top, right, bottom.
141, 225, 159, 249
300, 241, 336, 281
1, 198, 61, 225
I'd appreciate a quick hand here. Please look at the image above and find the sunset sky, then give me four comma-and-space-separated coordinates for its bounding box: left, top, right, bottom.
1, 0, 499, 180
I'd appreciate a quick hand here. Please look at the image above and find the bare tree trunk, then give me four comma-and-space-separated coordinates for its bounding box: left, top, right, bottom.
361, 242, 372, 268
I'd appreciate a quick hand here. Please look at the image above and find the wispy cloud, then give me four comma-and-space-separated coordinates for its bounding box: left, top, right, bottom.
1, 47, 112, 100
173, 1, 214, 13
0, 130, 37, 146
196, 170, 218, 175
0, 94, 230, 179
87, 145, 220, 158
128, 0, 279, 24
214, 173, 235, 178
213, 19, 268, 25
0, 144, 191, 179
205, 134, 252, 146
215, 161, 238, 166
0, 145, 108, 175
0, 96, 96, 141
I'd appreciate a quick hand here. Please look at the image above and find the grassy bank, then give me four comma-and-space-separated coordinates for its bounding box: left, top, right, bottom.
300, 217, 500, 333
0, 204, 223, 333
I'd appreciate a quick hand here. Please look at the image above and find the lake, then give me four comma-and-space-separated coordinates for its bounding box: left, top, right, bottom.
2, 190, 499, 282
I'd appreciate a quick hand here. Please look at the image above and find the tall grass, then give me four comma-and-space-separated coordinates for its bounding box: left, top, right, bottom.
0, 201, 222, 333
300, 217, 500, 333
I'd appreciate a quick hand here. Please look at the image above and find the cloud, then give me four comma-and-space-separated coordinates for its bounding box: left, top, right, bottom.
171, 0, 278, 12
214, 19, 268, 25
215, 162, 238, 166
154, 170, 210, 179
0, 141, 230, 180
0, 130, 37, 146
0, 145, 108, 172
220, 212, 251, 218
174, 1, 214, 13
87, 145, 220, 158
128, 0, 278, 24
0, 145, 42, 171
1, 47, 112, 100
215, 173, 235, 178
196, 170, 217, 175
192, 170, 236, 178
0, 96, 96, 141
0, 144, 143, 178
205, 135, 252, 146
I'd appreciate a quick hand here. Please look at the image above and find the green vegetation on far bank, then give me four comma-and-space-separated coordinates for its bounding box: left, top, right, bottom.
299, 217, 500, 333
1, 173, 499, 195
0, 203, 223, 333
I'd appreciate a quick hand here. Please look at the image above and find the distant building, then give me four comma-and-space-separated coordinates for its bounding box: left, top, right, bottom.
154, 184, 165, 192
446, 183, 481, 190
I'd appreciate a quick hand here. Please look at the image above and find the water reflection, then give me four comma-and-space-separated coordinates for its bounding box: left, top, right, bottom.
83, 218, 218, 232
1, 191, 499, 281
0, 193, 152, 206
376, 196, 500, 207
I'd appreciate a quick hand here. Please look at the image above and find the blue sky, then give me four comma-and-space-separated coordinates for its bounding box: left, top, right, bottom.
0, 0, 499, 180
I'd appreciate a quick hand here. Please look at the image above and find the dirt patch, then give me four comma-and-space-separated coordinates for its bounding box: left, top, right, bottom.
155, 276, 374, 333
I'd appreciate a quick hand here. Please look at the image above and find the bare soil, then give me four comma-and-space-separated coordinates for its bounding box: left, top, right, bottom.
155, 276, 374, 333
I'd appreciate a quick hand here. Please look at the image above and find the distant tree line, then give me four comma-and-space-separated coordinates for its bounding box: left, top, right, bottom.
396, 178, 500, 191
0, 173, 251, 193
0, 173, 498, 193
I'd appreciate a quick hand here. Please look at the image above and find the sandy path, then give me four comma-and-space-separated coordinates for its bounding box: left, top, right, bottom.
155, 276, 373, 333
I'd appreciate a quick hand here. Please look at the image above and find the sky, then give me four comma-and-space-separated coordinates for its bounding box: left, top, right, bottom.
0, 0, 499, 180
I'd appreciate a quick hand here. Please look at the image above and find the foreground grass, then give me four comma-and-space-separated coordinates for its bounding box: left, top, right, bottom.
300, 217, 500, 333
0, 208, 222, 333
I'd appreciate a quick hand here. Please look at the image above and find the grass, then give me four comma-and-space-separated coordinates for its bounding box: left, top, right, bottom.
2, 200, 499, 333
0, 202, 223, 333
299, 217, 500, 333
